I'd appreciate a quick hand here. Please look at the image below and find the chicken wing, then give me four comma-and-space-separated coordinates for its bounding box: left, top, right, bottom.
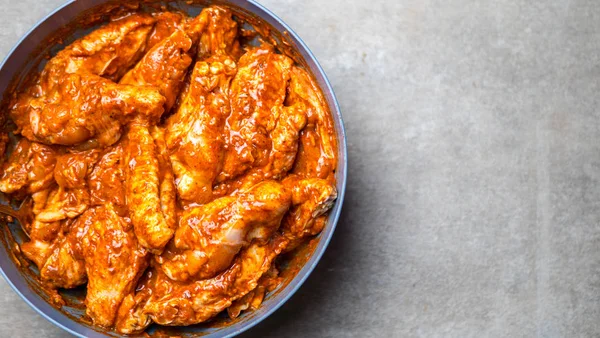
281, 175, 337, 251
219, 102, 308, 196
0, 138, 57, 194
14, 72, 165, 147
115, 267, 158, 334
147, 12, 188, 49
216, 46, 293, 183
88, 144, 127, 215
124, 121, 175, 252
34, 186, 89, 223
43, 14, 156, 82
145, 236, 288, 327
33, 150, 100, 222
166, 7, 238, 204
288, 67, 337, 180
10, 14, 166, 147
38, 235, 87, 289
214, 66, 329, 197
54, 150, 100, 189
20, 150, 99, 280
227, 263, 281, 318
80, 205, 148, 327
119, 20, 196, 251
155, 180, 291, 282
197, 6, 240, 59
29, 215, 90, 289
120, 28, 194, 111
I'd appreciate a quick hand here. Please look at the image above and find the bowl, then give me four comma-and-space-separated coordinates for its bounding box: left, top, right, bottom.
0, 0, 347, 337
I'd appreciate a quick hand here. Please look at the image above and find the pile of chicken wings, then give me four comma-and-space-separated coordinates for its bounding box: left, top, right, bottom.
0, 6, 337, 333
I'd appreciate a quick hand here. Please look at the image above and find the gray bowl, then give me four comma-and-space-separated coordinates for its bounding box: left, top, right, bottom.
0, 0, 347, 337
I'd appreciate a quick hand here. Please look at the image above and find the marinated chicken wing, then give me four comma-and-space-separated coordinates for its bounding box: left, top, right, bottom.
120, 29, 194, 111
27, 215, 89, 289
265, 103, 308, 178
88, 144, 127, 215
156, 180, 291, 282
32, 150, 100, 222
34, 186, 89, 223
147, 12, 188, 49
115, 267, 158, 334
145, 237, 288, 327
228, 264, 281, 318
124, 121, 175, 252
119, 20, 195, 251
214, 67, 325, 196
13, 72, 165, 147
0, 138, 57, 194
166, 7, 237, 203
80, 205, 148, 327
217, 46, 294, 182
288, 67, 337, 180
281, 175, 337, 250
20, 237, 57, 270
20, 149, 100, 266
43, 14, 156, 82
39, 234, 87, 289
54, 150, 100, 189
10, 14, 165, 147
197, 6, 240, 59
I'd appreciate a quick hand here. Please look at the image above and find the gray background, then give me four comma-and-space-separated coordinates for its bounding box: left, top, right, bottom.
1, 0, 600, 337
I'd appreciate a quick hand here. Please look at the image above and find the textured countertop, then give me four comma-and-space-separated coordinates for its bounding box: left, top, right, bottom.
2, 0, 600, 337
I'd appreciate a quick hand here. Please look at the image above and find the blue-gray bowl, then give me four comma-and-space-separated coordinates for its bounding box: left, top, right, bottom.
0, 0, 347, 337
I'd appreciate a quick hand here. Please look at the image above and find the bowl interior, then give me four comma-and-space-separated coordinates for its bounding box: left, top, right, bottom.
0, 1, 347, 337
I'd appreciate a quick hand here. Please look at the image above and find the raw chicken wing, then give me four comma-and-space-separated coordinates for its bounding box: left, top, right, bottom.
156, 180, 291, 281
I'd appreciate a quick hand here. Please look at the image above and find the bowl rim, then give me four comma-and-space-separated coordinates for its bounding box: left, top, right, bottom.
0, 0, 348, 337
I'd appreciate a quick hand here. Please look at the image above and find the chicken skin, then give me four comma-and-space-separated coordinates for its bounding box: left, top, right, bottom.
156, 180, 291, 282
147, 12, 188, 49
166, 7, 238, 204
33, 150, 100, 223
227, 263, 281, 318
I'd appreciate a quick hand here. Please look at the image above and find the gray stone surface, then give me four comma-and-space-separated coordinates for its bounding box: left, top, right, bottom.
1, 0, 600, 337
